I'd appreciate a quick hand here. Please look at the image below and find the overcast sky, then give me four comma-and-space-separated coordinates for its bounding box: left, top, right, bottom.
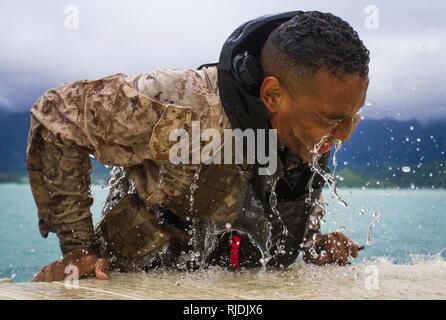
0, 0, 445, 121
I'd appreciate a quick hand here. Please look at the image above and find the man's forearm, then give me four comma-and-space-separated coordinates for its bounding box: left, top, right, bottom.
57, 218, 96, 255
27, 113, 96, 255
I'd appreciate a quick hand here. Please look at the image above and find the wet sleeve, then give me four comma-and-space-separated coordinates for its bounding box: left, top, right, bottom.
26, 74, 167, 255
27, 119, 95, 254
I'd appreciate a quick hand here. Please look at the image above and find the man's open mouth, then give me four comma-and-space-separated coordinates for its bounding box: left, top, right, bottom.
318, 142, 333, 154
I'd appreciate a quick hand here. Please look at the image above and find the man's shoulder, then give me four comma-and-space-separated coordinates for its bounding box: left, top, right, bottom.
126, 66, 220, 109
128, 64, 231, 126
135, 65, 232, 160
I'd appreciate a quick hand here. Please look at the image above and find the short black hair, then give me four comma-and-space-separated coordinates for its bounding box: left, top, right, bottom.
261, 11, 370, 87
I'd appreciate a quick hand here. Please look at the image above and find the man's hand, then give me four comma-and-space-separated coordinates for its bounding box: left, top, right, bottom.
31, 250, 109, 282
303, 231, 361, 266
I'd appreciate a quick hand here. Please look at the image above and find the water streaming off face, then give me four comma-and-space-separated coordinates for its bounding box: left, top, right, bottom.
307, 135, 348, 208
331, 140, 343, 178
306, 135, 382, 247
267, 175, 288, 237
267, 174, 296, 260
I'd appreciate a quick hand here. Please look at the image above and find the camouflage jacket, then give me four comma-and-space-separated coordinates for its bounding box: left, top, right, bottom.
26, 66, 325, 255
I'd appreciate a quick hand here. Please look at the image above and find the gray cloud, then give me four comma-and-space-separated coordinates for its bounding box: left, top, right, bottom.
0, 0, 445, 120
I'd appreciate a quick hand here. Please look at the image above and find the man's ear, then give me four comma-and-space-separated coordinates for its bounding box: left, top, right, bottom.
260, 76, 281, 114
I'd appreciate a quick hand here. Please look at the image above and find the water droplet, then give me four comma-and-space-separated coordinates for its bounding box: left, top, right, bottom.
402, 166, 411, 173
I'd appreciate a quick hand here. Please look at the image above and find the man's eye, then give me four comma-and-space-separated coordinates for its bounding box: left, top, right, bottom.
324, 119, 342, 127
315, 114, 342, 128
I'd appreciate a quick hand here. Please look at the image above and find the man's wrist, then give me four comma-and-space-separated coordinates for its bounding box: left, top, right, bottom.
61, 245, 98, 257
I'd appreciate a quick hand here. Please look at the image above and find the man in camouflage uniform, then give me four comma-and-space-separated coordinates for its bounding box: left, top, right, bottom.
28, 11, 367, 282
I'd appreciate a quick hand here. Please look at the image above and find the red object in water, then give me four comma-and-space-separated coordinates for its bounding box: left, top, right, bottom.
229, 235, 241, 268
318, 142, 333, 154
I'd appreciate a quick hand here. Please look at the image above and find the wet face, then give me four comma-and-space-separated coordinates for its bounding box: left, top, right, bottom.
260, 69, 369, 163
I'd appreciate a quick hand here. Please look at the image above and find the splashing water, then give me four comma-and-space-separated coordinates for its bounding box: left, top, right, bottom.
264, 175, 290, 260
107, 166, 126, 190
255, 165, 294, 266
331, 141, 343, 178
102, 166, 132, 214
267, 175, 288, 237
187, 166, 202, 253
307, 136, 348, 208
189, 166, 202, 215
366, 212, 382, 246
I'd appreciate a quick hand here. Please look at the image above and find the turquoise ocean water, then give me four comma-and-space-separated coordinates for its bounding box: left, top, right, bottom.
0, 183, 445, 282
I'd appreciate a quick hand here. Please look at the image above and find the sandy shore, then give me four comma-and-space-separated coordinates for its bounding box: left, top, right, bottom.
1, 259, 445, 300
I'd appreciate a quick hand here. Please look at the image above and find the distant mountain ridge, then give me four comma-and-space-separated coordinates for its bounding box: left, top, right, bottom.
336, 117, 445, 169
0, 110, 108, 176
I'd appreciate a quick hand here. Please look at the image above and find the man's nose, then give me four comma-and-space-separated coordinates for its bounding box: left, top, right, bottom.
330, 114, 361, 142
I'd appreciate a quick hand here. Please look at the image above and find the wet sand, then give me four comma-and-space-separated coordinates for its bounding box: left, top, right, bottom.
1, 259, 445, 300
